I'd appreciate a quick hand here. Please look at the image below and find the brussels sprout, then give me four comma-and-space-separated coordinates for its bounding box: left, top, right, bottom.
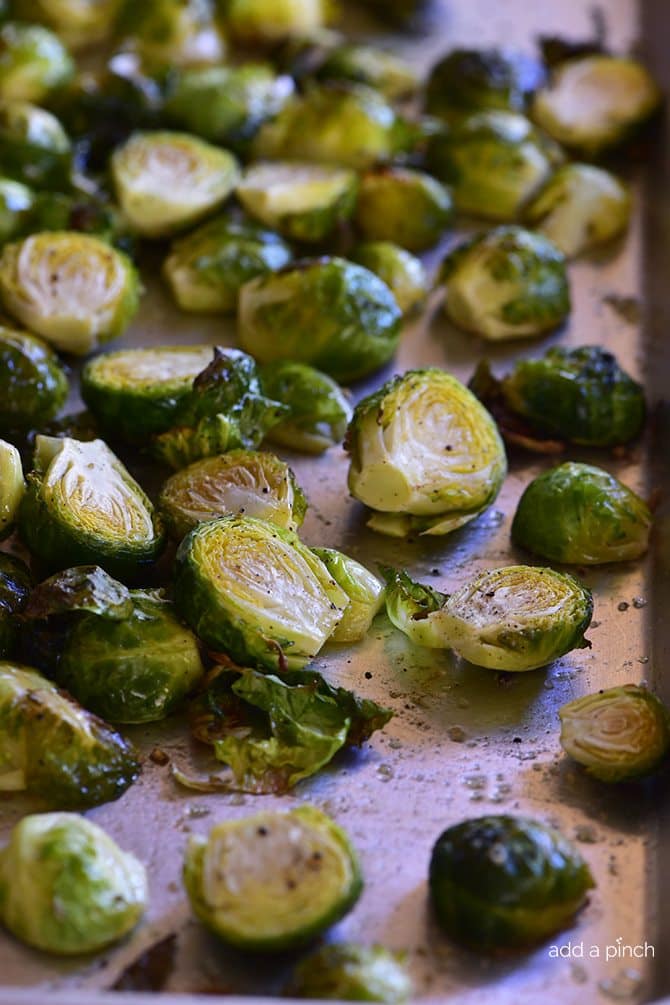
0, 553, 31, 657
0, 662, 139, 805
0, 325, 68, 429
25, 564, 133, 621
425, 49, 528, 123
354, 167, 453, 253
160, 450, 306, 540
24, 191, 133, 252
0, 813, 147, 954
512, 462, 651, 564
237, 161, 358, 244
164, 215, 292, 315
0, 22, 73, 104
427, 111, 562, 221
559, 685, 670, 782
220, 0, 331, 45
439, 226, 570, 340
347, 369, 506, 538
532, 55, 661, 157
0, 440, 23, 539
19, 436, 165, 577
286, 943, 412, 1002
111, 131, 239, 239
523, 164, 631, 258
239, 257, 402, 383
183, 806, 362, 951
0, 100, 72, 189
317, 44, 418, 101
119, 0, 226, 71
429, 815, 595, 950
311, 548, 384, 643
259, 360, 352, 454
0, 232, 140, 355
12, 0, 124, 51
0, 176, 33, 242
351, 242, 428, 316
174, 515, 348, 670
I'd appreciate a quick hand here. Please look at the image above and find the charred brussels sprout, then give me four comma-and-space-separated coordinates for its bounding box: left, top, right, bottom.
259, 360, 352, 454
0, 813, 147, 954
239, 257, 402, 383
0, 662, 139, 805
119, 0, 226, 71
0, 325, 68, 429
347, 369, 506, 538
0, 100, 72, 190
559, 685, 670, 782
354, 167, 453, 253
0, 440, 23, 539
12, 0, 124, 50
311, 548, 384, 643
0, 176, 33, 242
317, 44, 418, 101
220, 0, 331, 45
425, 49, 536, 123
440, 226, 569, 340
183, 806, 362, 951
0, 22, 73, 104
0, 553, 31, 656
111, 131, 239, 239
429, 815, 595, 950
351, 242, 428, 316
287, 943, 412, 1002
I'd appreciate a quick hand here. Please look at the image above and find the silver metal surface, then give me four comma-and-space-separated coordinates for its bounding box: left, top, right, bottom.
1, 1, 667, 1002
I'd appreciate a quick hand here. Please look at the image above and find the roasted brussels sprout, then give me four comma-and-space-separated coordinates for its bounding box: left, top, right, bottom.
0, 22, 73, 104
12, 0, 124, 50
174, 514, 348, 669
239, 257, 402, 383
439, 226, 570, 340
0, 813, 147, 954
0, 325, 68, 430
21, 190, 133, 252
429, 815, 595, 950
259, 360, 352, 454
0, 231, 140, 355
220, 0, 331, 45
559, 685, 670, 782
0, 175, 33, 242
111, 131, 239, 239
425, 48, 528, 123
19, 436, 165, 576
347, 369, 506, 538
0, 662, 139, 805
354, 167, 453, 253
523, 164, 631, 258
351, 242, 428, 316
0, 100, 72, 189
0, 440, 23, 539
317, 44, 418, 101
160, 450, 306, 540
512, 462, 651, 564
312, 548, 384, 643
24, 564, 133, 622
183, 806, 362, 950
286, 943, 412, 1002
119, 0, 226, 71
0, 553, 30, 656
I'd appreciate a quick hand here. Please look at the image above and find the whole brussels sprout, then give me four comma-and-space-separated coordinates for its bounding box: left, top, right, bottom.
174, 514, 348, 669
425, 48, 531, 123
429, 815, 595, 950
351, 241, 428, 316
347, 369, 506, 538
0, 231, 140, 355
512, 462, 651, 564
12, 0, 125, 51
0, 325, 68, 429
0, 100, 72, 189
259, 360, 352, 454
440, 226, 570, 340
220, 0, 331, 45
0, 440, 23, 539
559, 685, 670, 782
111, 131, 239, 239
119, 0, 226, 71
317, 44, 418, 101
0, 813, 147, 954
354, 166, 453, 252
0, 22, 73, 104
286, 942, 412, 1002
0, 175, 33, 242
311, 548, 384, 643
0, 553, 31, 657
239, 257, 402, 383
183, 805, 362, 951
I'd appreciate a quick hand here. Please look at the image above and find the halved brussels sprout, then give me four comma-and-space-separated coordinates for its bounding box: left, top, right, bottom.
0, 100, 72, 190
354, 167, 453, 253
259, 360, 352, 454
286, 943, 412, 1002
347, 369, 506, 538
0, 554, 31, 657
532, 55, 661, 157
19, 436, 165, 576
0, 440, 23, 539
0, 661, 139, 805
523, 164, 631, 258
12, 0, 124, 50
119, 0, 226, 71
351, 241, 428, 316
0, 22, 73, 104
425, 48, 533, 123
317, 43, 418, 101
174, 515, 348, 669
312, 548, 384, 643
559, 685, 670, 782
440, 226, 570, 340
0, 176, 33, 242
0, 231, 140, 355
0, 813, 147, 954
160, 450, 306, 540
220, 0, 331, 45
111, 131, 239, 238
238, 257, 402, 383
429, 815, 595, 950
183, 805, 362, 951
512, 462, 651, 564
0, 325, 68, 429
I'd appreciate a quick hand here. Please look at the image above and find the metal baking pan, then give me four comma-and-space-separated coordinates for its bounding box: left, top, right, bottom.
1, 0, 669, 1002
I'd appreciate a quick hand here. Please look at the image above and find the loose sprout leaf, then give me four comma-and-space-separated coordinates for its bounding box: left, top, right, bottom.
259, 361, 352, 454
24, 565, 133, 621
312, 548, 385, 644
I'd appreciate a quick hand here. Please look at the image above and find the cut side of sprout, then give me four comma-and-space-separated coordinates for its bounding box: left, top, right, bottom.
0, 440, 24, 539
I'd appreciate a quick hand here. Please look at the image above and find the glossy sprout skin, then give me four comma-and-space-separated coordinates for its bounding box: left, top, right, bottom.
559, 685, 670, 782
118, 0, 226, 71
286, 942, 412, 1002
0, 325, 68, 432
425, 48, 528, 123
0, 554, 31, 658
354, 166, 453, 253
351, 242, 428, 316
260, 361, 353, 454
0, 21, 74, 104
0, 100, 72, 191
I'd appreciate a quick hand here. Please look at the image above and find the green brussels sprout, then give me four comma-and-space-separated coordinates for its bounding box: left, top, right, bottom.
220, 0, 331, 45
559, 685, 670, 782
0, 22, 73, 104
523, 164, 631, 258
286, 942, 412, 1002
354, 167, 453, 253
0, 231, 140, 355
25, 564, 133, 621
440, 226, 570, 340
532, 55, 661, 157
19, 435, 165, 577
0, 662, 139, 805
164, 214, 292, 314
111, 131, 239, 239
0, 813, 147, 954
0, 175, 33, 242
174, 514, 348, 669
239, 257, 402, 383
237, 161, 358, 244
183, 805, 362, 951
0, 553, 31, 657
429, 815, 595, 950
347, 369, 506, 538
259, 360, 352, 454
512, 462, 651, 564
12, 0, 125, 51
311, 548, 384, 643
427, 111, 562, 221
0, 100, 72, 189
160, 449, 307, 540
425, 49, 528, 123
119, 0, 226, 71
0, 325, 68, 430
317, 44, 418, 101
384, 565, 592, 671
0, 440, 23, 539
351, 241, 428, 316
